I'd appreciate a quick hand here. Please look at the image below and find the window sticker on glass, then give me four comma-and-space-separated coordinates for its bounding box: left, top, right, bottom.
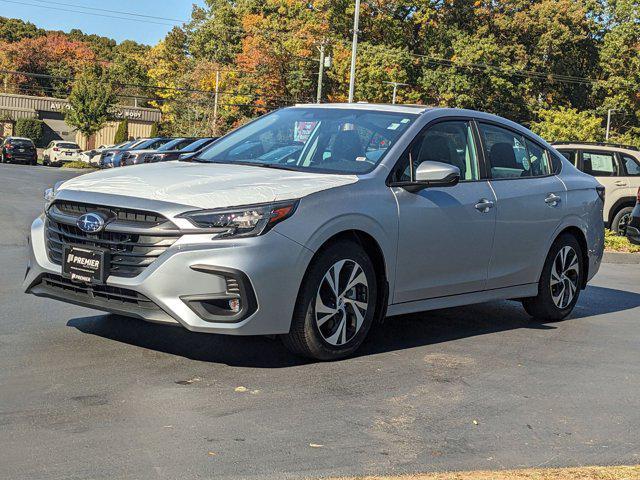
589, 153, 614, 172
294, 121, 318, 142
356, 156, 367, 162
400, 118, 410, 124
387, 123, 400, 131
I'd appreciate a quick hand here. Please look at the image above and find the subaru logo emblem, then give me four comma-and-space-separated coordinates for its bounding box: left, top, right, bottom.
77, 212, 106, 233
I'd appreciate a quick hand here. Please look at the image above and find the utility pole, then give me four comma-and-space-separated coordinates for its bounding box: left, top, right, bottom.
383, 81, 409, 104
605, 108, 615, 141
348, 0, 361, 103
212, 69, 220, 135
316, 41, 327, 104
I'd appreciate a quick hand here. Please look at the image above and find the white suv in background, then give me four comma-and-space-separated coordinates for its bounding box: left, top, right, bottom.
554, 142, 640, 235
43, 141, 82, 167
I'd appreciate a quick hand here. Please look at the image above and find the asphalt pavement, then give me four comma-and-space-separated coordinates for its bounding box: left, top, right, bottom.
1, 163, 639, 480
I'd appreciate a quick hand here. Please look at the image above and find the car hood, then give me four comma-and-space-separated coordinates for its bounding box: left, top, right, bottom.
58, 161, 359, 209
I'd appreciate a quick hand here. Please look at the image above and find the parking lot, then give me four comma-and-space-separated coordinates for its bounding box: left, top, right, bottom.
1, 163, 639, 479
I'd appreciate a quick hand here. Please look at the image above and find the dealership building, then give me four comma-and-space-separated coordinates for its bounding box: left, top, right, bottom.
0, 93, 162, 149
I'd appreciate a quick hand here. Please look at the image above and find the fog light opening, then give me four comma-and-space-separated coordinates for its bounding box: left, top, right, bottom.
228, 298, 241, 313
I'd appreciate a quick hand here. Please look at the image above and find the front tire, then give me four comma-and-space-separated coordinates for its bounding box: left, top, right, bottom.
282, 240, 378, 361
522, 234, 583, 321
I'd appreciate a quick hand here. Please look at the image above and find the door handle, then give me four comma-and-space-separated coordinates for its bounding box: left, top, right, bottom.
614, 180, 628, 187
474, 198, 495, 213
545, 193, 562, 206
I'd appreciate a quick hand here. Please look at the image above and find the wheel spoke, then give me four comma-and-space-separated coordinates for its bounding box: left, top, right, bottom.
552, 284, 565, 307
349, 301, 365, 331
341, 263, 366, 296
325, 316, 346, 345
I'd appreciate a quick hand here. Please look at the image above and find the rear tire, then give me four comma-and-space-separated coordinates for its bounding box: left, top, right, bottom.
282, 240, 378, 361
611, 206, 633, 236
522, 234, 583, 321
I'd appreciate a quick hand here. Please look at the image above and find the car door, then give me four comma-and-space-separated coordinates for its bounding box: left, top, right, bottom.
619, 152, 640, 200
580, 150, 624, 224
478, 122, 566, 290
391, 119, 497, 303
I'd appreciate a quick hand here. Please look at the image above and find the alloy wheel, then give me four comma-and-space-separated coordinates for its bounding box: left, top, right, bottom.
550, 246, 580, 309
314, 259, 369, 346
617, 213, 631, 236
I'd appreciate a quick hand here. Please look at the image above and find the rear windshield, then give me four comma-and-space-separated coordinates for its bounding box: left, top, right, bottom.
8, 139, 34, 147
58, 142, 80, 149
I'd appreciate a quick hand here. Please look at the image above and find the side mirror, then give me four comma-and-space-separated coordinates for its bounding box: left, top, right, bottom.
394, 161, 460, 193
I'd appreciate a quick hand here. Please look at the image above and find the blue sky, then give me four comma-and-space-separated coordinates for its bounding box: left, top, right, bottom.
1, 0, 205, 45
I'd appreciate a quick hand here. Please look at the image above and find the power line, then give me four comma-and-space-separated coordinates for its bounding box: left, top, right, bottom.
27, 0, 188, 23
0, 0, 179, 26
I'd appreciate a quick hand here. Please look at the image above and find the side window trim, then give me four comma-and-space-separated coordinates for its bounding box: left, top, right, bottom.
387, 116, 485, 185
477, 120, 555, 180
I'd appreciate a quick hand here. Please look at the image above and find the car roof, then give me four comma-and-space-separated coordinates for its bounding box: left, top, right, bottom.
292, 102, 433, 115
6, 136, 32, 141
552, 141, 640, 154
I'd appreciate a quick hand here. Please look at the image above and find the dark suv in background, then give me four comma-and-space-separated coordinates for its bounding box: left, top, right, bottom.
0, 137, 38, 165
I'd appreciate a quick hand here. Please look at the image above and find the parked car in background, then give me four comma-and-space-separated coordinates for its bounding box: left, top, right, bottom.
627, 187, 640, 245
554, 142, 640, 235
79, 144, 114, 165
148, 137, 219, 163
99, 139, 147, 168
1, 137, 37, 165
111, 137, 173, 168
120, 137, 195, 166
27, 104, 605, 360
42, 141, 82, 167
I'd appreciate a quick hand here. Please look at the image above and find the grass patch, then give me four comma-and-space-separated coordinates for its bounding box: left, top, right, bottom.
61, 160, 97, 170
605, 229, 640, 253
330, 465, 640, 480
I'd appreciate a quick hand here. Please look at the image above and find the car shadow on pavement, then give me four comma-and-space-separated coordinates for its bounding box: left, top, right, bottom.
67, 285, 640, 368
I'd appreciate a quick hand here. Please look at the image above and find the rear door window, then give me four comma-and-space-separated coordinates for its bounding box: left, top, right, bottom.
582, 151, 618, 176
621, 154, 640, 176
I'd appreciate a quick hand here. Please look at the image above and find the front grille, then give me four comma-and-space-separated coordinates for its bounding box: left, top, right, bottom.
40, 273, 158, 310
45, 202, 180, 278
51, 201, 165, 227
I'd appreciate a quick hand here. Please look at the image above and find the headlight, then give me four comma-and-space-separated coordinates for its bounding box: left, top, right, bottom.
43, 181, 65, 204
178, 201, 298, 238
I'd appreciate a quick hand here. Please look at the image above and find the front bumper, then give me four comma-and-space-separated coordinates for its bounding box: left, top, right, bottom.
24, 216, 314, 335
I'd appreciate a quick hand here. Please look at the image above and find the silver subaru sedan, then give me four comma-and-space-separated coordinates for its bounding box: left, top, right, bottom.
24, 104, 605, 360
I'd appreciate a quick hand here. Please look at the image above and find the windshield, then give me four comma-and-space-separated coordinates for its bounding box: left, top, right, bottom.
196, 108, 417, 174
158, 138, 193, 151
180, 137, 215, 152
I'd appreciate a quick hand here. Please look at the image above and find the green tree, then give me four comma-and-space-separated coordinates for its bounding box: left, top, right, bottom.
14, 118, 44, 146
66, 66, 116, 139
113, 119, 129, 144
530, 107, 603, 142
149, 122, 159, 137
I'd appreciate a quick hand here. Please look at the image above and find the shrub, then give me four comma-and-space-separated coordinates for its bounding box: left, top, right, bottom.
113, 119, 129, 144
61, 160, 97, 169
14, 118, 44, 146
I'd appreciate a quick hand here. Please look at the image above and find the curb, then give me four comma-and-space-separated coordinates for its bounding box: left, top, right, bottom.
603, 251, 640, 264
